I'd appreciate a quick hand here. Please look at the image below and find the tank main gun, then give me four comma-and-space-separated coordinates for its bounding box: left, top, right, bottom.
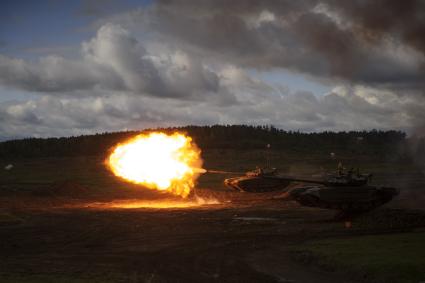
224, 167, 292, 193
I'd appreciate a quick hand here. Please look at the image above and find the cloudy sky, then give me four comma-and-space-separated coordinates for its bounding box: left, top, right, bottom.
1, 0, 424, 139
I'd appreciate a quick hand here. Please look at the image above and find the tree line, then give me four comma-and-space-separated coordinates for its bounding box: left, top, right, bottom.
0, 125, 410, 158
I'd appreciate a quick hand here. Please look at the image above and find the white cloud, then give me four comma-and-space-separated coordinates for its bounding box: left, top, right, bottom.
246, 10, 276, 29
0, 78, 420, 139
0, 24, 222, 100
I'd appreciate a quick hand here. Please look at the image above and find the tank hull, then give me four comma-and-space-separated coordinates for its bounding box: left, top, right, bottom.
290, 186, 398, 212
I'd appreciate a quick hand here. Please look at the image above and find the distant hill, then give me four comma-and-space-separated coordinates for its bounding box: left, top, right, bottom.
0, 125, 409, 159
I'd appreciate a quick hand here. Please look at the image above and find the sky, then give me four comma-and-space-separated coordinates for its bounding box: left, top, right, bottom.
0, 0, 424, 139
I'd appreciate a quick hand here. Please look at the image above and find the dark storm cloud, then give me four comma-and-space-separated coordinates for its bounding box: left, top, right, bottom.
327, 0, 425, 53
146, 0, 425, 91
3, 1, 423, 95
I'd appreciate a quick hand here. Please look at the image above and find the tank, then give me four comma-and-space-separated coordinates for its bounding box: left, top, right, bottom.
224, 167, 291, 193
223, 165, 399, 213
224, 165, 373, 193
288, 166, 398, 212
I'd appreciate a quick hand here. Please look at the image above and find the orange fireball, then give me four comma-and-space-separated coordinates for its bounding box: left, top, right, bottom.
107, 132, 203, 198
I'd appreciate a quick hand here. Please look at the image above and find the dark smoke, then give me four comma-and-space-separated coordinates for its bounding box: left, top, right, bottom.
395, 126, 425, 210
409, 126, 425, 173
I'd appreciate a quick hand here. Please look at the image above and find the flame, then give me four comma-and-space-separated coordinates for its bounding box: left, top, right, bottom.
103, 197, 220, 209
107, 132, 203, 198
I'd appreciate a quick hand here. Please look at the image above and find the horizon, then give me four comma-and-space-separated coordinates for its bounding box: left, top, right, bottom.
0, 124, 409, 143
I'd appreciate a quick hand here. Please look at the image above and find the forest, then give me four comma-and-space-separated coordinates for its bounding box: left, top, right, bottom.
0, 125, 418, 159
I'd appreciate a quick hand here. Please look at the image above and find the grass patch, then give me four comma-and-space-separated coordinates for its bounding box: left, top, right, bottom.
292, 232, 425, 283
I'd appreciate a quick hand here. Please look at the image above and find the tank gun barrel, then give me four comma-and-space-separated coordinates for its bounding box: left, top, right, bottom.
192, 168, 243, 174
205, 169, 245, 175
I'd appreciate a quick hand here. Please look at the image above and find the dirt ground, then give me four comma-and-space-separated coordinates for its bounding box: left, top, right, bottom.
1, 188, 425, 283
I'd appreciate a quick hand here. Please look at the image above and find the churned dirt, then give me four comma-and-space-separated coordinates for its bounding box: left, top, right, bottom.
1, 186, 425, 283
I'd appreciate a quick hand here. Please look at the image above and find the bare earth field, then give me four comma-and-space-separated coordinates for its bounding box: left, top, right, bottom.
0, 151, 424, 283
